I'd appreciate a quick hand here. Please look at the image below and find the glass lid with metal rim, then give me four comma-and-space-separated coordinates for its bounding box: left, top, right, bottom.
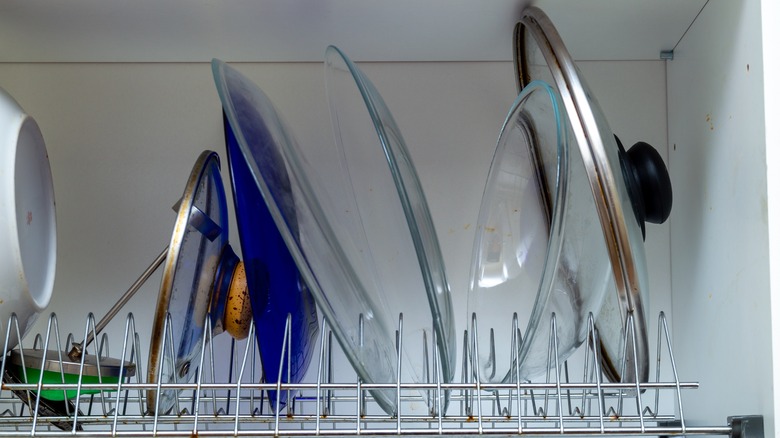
212, 46, 456, 415
148, 148, 316, 414
512, 6, 673, 383
147, 151, 230, 414
468, 79, 620, 382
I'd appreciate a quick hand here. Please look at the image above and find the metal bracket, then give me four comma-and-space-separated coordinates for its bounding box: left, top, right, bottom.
729, 415, 764, 438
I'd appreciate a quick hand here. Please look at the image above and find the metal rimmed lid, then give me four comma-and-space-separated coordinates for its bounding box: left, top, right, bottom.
324, 45, 456, 412
147, 150, 229, 414
513, 7, 672, 383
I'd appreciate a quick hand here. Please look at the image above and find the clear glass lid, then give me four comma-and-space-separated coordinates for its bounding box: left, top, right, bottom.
147, 151, 228, 414
468, 80, 617, 382
513, 6, 673, 383
212, 47, 456, 415
324, 45, 456, 412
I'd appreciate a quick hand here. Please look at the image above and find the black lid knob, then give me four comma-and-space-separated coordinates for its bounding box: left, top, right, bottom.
615, 136, 673, 239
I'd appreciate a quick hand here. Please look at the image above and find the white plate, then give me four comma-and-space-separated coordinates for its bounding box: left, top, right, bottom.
0, 88, 56, 351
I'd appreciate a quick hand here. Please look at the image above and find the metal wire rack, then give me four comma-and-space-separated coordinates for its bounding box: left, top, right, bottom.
0, 310, 763, 437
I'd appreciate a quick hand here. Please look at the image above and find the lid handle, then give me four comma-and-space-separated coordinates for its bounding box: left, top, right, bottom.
616, 136, 673, 238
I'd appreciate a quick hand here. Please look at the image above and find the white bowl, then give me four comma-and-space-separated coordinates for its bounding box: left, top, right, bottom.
0, 88, 56, 350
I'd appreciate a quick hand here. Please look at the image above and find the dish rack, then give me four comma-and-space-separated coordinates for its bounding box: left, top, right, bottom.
0, 311, 762, 437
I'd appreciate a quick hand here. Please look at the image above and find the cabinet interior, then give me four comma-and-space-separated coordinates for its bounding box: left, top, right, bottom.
0, 0, 774, 434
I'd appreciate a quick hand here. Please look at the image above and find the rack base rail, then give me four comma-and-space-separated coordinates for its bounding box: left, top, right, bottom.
0, 311, 763, 437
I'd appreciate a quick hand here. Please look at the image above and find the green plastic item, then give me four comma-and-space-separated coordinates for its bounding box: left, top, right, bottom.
6, 350, 136, 402
12, 366, 125, 401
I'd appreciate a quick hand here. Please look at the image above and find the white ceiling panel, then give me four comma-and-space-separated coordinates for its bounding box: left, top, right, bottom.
0, 0, 707, 62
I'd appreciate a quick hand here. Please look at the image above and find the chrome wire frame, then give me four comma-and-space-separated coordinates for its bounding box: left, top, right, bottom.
0, 310, 739, 436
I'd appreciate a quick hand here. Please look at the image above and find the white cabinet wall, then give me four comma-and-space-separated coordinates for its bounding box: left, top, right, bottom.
668, 0, 774, 431
0, 0, 776, 435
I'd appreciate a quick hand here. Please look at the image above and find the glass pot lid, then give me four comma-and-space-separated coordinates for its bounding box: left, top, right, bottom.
147, 151, 229, 414
147, 148, 316, 414
212, 47, 456, 416
512, 6, 673, 383
468, 80, 618, 382
324, 46, 456, 413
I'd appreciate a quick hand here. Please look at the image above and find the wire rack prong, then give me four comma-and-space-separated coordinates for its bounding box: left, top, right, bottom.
0, 310, 761, 437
